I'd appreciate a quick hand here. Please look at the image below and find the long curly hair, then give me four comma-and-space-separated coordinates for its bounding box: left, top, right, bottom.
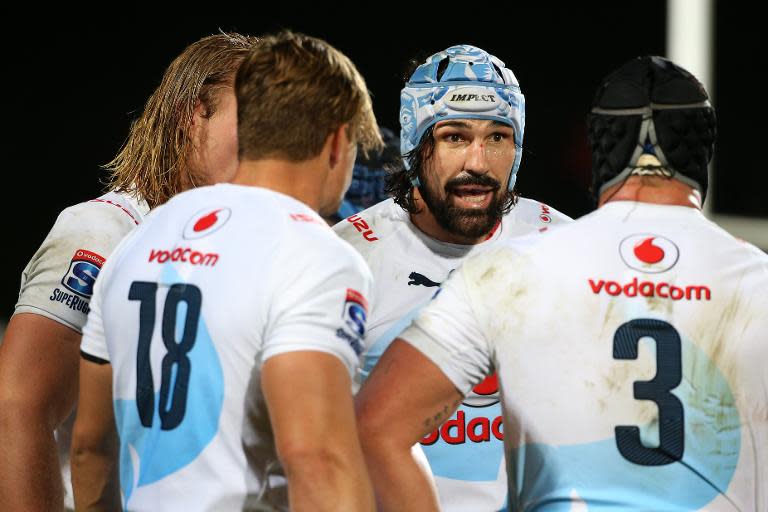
103, 32, 259, 208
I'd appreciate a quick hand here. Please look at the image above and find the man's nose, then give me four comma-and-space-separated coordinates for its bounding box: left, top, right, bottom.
464, 140, 491, 174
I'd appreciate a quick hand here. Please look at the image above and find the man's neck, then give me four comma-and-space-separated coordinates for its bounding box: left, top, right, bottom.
232, 157, 328, 212
410, 212, 488, 245
599, 176, 702, 209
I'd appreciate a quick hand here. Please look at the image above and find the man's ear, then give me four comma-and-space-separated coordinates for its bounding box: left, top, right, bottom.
328, 123, 351, 169
189, 99, 209, 143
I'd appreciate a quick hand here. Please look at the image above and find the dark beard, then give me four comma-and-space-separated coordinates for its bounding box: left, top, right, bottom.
418, 173, 509, 240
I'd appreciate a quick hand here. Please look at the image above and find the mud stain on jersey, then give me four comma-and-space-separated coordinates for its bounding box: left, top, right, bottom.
471, 249, 535, 345
688, 270, 746, 391
479, 264, 498, 284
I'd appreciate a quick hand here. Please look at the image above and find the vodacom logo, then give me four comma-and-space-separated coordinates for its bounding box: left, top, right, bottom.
464, 373, 499, 408
420, 373, 503, 446
183, 207, 232, 240
619, 234, 679, 273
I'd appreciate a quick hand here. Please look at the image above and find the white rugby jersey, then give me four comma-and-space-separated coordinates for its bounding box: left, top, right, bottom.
14, 190, 148, 509
80, 183, 372, 512
402, 201, 768, 511
334, 196, 571, 511
16, 190, 149, 332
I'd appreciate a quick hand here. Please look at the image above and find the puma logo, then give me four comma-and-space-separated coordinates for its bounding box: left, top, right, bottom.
408, 272, 440, 288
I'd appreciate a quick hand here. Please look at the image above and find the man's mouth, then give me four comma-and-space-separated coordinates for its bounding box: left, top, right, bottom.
450, 185, 496, 209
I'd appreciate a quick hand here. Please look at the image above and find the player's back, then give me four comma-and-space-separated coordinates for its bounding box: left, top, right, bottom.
91, 183, 364, 511
463, 201, 768, 511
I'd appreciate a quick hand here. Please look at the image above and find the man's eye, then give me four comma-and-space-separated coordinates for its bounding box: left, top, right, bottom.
490, 133, 505, 142
446, 134, 463, 143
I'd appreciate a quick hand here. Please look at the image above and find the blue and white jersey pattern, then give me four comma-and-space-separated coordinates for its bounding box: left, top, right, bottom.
81, 184, 372, 511
402, 201, 768, 511
334, 197, 570, 512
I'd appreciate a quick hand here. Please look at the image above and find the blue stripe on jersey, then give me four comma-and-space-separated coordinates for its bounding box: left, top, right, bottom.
507, 337, 740, 510
361, 307, 424, 380
114, 265, 224, 503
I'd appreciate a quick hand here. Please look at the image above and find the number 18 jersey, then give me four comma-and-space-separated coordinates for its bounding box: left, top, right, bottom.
81, 183, 372, 511
402, 201, 768, 511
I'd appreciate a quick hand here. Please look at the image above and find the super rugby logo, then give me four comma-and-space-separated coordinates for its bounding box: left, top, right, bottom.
183, 207, 231, 240
336, 289, 368, 355
445, 86, 500, 112
620, 234, 679, 273
61, 249, 105, 298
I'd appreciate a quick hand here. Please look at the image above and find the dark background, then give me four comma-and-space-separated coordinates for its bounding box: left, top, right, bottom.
3, 4, 765, 320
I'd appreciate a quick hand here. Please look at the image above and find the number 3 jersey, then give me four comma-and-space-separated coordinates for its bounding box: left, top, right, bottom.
334, 197, 571, 512
401, 201, 768, 511
80, 183, 373, 512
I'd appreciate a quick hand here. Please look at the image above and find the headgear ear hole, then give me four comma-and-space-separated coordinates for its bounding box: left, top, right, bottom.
436, 58, 450, 81
492, 63, 504, 83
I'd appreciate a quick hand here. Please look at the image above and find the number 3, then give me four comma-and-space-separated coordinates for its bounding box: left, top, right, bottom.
613, 318, 684, 466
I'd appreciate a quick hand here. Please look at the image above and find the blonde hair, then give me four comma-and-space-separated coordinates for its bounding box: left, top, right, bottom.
104, 32, 259, 208
236, 31, 382, 162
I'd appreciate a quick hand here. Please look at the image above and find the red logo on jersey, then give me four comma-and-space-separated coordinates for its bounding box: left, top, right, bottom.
183, 207, 231, 239
420, 412, 503, 445
345, 288, 369, 311
347, 214, 378, 242
148, 248, 219, 267
465, 373, 499, 408
588, 278, 711, 301
420, 373, 502, 445
619, 234, 679, 273
473, 374, 498, 395
634, 237, 664, 264
290, 213, 324, 225
73, 249, 105, 267
539, 203, 552, 223
194, 210, 221, 232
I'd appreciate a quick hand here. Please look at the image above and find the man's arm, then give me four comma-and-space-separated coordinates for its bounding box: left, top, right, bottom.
262, 350, 375, 512
356, 339, 464, 512
70, 358, 121, 512
0, 313, 81, 512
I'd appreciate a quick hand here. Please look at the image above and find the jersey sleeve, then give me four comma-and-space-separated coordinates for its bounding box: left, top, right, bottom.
14, 201, 138, 333
398, 262, 493, 395
262, 237, 374, 377
79, 260, 110, 363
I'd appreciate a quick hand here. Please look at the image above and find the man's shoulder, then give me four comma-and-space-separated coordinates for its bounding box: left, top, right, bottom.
333, 198, 408, 254
55, 191, 148, 236
498, 197, 573, 238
